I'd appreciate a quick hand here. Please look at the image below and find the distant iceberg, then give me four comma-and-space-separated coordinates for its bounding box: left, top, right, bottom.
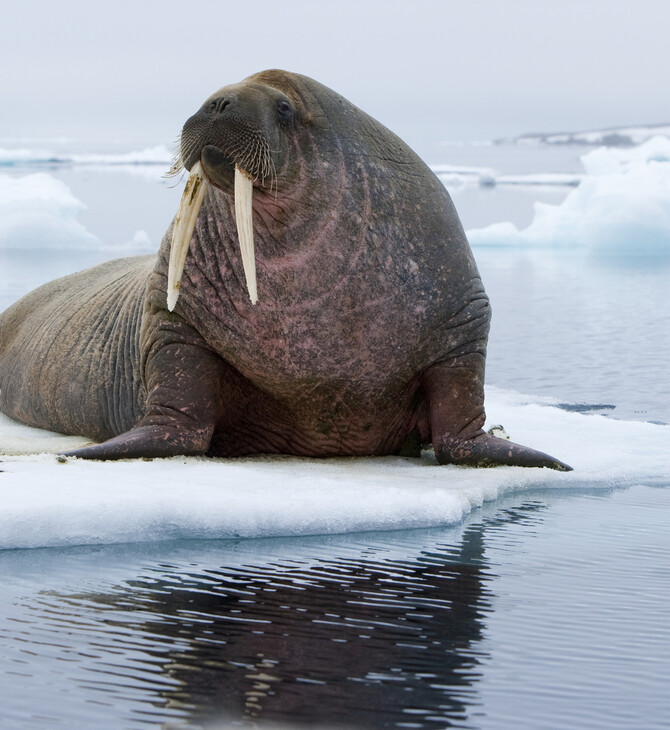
430, 164, 582, 189
499, 123, 670, 147
430, 163, 497, 187
467, 136, 670, 253
0, 172, 99, 248
0, 144, 173, 168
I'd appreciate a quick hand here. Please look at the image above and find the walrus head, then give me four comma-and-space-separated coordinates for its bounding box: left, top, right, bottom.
167, 77, 306, 310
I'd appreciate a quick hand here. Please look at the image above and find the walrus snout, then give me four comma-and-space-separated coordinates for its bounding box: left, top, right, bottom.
178, 90, 276, 185
200, 145, 235, 189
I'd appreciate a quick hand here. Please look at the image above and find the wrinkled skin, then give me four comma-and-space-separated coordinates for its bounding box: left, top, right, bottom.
0, 70, 571, 470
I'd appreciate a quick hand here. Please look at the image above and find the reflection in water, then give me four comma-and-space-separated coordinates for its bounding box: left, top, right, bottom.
9, 503, 546, 729
107, 527, 488, 728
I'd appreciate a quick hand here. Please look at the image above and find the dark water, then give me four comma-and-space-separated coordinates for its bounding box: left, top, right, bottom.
1, 485, 669, 729
478, 248, 670, 424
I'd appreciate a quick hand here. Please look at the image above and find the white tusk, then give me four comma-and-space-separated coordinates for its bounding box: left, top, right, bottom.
167, 161, 208, 311
234, 165, 258, 305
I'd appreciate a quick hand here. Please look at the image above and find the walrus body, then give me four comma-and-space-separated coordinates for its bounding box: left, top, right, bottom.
0, 70, 570, 469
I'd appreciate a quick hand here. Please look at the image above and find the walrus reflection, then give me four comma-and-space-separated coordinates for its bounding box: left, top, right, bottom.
25, 503, 550, 727
45, 524, 502, 728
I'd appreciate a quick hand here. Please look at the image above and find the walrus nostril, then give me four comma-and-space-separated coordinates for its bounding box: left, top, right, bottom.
208, 97, 231, 115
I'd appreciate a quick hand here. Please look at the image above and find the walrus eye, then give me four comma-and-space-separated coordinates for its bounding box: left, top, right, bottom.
276, 100, 293, 119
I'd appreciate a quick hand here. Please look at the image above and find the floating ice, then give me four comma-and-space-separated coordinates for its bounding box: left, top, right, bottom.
431, 164, 497, 187
431, 165, 582, 189
130, 229, 152, 248
0, 145, 172, 167
467, 137, 670, 253
503, 124, 670, 147
0, 172, 99, 248
493, 172, 582, 187
1, 386, 668, 551
71, 145, 173, 166
102, 228, 154, 252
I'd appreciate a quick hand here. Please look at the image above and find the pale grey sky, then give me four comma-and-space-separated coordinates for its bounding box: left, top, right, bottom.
2, 0, 668, 150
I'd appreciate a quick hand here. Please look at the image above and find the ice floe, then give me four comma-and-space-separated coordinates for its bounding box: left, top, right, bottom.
467, 137, 670, 252
0, 172, 99, 248
1, 387, 667, 551
432, 164, 583, 189
500, 123, 670, 147
0, 145, 173, 168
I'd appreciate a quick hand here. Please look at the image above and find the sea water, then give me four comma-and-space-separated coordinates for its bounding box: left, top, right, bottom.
0, 139, 669, 728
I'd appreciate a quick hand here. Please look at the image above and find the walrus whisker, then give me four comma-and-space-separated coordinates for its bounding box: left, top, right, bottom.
164, 165, 188, 189
164, 157, 185, 180
218, 132, 272, 186
165, 134, 187, 179
167, 161, 208, 311
164, 162, 182, 178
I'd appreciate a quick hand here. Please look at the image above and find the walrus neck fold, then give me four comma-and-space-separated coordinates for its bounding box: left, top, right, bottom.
167, 162, 258, 310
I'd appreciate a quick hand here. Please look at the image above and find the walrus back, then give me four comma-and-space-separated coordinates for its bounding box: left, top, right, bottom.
0, 255, 155, 441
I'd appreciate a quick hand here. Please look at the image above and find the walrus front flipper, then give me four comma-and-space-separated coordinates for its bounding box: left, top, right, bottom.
63, 424, 216, 460
65, 339, 227, 461
433, 432, 573, 471
422, 357, 572, 471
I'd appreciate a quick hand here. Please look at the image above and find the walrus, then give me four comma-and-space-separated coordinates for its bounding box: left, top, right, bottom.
0, 70, 571, 470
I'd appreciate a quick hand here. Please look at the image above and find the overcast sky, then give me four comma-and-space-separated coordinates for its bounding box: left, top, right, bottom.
2, 0, 668, 151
